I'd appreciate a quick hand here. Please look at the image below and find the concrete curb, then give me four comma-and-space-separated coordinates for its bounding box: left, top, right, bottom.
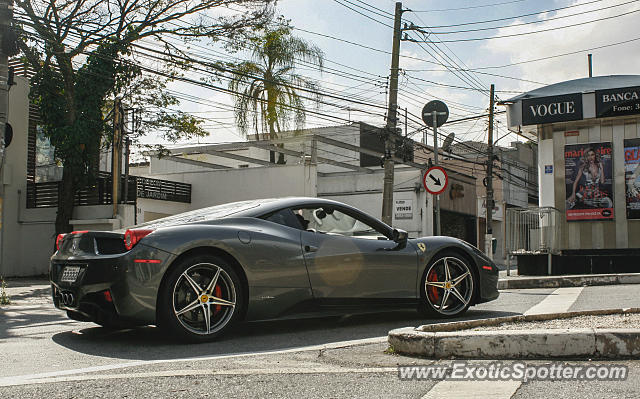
497, 273, 640, 290
388, 308, 640, 359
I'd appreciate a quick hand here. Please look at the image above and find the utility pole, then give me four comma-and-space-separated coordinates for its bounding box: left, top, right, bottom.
485, 84, 495, 259
123, 137, 130, 203
122, 108, 138, 204
432, 112, 440, 235
112, 98, 123, 218
381, 1, 403, 226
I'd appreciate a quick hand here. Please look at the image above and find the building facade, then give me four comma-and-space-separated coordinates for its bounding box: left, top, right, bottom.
504, 75, 640, 273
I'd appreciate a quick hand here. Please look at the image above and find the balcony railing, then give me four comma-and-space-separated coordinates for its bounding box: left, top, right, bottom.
26, 173, 191, 208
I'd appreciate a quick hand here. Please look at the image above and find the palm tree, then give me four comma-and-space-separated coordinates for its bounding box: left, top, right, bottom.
228, 26, 324, 163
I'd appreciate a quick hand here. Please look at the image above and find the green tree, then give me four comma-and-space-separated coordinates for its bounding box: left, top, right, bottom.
14, 0, 273, 235
228, 24, 324, 163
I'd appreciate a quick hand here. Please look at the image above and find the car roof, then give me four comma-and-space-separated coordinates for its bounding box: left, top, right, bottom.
129, 197, 382, 231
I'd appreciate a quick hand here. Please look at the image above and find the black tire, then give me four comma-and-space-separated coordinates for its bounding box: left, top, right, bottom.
158, 254, 245, 342
418, 251, 476, 318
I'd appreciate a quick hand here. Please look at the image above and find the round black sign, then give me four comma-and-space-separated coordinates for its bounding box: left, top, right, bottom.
422, 100, 449, 127
4, 123, 12, 148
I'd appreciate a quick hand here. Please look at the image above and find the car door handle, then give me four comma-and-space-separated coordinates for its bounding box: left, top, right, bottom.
304, 245, 318, 253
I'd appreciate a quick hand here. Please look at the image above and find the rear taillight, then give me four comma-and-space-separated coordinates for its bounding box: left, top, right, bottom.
56, 234, 66, 251
124, 229, 154, 250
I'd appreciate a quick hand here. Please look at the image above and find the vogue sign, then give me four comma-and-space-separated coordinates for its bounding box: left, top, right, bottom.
522, 93, 583, 125
596, 86, 640, 118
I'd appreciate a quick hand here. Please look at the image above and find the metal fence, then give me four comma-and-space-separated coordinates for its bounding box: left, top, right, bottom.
505, 207, 561, 274
26, 173, 191, 208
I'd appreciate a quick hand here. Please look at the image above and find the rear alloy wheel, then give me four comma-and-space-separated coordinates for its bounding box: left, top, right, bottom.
160, 255, 244, 342
420, 252, 475, 317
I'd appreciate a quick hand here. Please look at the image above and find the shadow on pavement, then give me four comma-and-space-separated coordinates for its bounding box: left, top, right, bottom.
0, 285, 63, 341
4, 287, 52, 303
50, 308, 519, 362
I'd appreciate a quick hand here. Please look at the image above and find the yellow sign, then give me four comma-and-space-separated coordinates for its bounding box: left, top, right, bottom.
417, 243, 426, 252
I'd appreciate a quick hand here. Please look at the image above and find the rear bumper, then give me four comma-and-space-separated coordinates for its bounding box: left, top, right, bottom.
50, 244, 175, 325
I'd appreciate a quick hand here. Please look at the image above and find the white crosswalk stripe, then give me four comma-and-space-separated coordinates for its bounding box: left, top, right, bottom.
523, 286, 584, 316
421, 380, 522, 399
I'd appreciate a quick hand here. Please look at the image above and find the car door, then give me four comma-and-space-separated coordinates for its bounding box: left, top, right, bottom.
296, 205, 418, 299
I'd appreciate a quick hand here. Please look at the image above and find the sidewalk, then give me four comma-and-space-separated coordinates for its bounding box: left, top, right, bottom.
388, 307, 640, 359
497, 269, 640, 289
1, 276, 50, 306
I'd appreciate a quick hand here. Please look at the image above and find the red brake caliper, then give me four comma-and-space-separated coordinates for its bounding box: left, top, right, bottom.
214, 285, 222, 314
427, 269, 440, 303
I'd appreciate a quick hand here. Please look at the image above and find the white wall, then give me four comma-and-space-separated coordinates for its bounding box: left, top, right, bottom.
134, 164, 318, 221
71, 204, 136, 231
317, 168, 432, 237
136, 198, 191, 223
1, 77, 56, 277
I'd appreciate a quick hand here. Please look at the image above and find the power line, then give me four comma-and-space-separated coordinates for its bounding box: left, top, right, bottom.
428, 0, 637, 34
417, 8, 640, 43
422, 0, 606, 28
17, 6, 527, 159
410, 0, 529, 13
403, 68, 546, 86
339, 0, 395, 21
332, 0, 393, 28
17, 27, 363, 128
404, 30, 490, 96
405, 10, 492, 94
17, 16, 394, 121
351, 0, 395, 17
469, 35, 640, 70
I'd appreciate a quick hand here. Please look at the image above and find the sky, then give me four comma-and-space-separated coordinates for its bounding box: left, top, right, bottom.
143, 0, 640, 151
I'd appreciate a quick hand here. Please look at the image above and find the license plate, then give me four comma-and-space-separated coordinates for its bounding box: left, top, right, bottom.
60, 266, 81, 283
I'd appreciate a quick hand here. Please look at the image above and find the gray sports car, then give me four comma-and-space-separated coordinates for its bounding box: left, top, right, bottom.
50, 197, 499, 342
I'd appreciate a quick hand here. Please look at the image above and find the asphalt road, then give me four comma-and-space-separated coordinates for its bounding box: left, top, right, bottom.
1, 279, 640, 398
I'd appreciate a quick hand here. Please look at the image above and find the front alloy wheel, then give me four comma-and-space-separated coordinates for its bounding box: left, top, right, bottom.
420, 252, 475, 317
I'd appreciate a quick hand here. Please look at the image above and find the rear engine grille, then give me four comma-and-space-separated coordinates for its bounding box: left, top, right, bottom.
95, 237, 127, 254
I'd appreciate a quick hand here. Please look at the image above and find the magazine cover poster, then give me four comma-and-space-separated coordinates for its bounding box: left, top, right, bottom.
624, 138, 640, 219
565, 142, 614, 221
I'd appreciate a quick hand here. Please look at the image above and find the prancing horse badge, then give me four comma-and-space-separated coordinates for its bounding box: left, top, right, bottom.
417, 243, 426, 252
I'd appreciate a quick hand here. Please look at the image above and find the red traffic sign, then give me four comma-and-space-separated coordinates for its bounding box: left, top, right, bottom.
423, 166, 448, 195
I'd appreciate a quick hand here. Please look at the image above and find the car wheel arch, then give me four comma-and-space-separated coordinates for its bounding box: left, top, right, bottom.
155, 246, 250, 323
420, 246, 480, 305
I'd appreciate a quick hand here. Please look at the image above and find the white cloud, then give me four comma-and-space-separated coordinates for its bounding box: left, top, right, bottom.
483, 1, 640, 93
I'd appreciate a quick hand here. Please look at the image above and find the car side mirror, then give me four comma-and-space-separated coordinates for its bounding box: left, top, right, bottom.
392, 228, 408, 249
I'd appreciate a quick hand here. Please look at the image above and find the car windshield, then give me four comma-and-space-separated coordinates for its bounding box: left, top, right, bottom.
126, 199, 274, 230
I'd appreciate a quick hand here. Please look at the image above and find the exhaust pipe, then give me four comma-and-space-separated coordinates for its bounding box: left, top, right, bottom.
60, 292, 75, 306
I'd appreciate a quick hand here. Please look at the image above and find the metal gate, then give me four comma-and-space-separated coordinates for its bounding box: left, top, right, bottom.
505, 207, 561, 275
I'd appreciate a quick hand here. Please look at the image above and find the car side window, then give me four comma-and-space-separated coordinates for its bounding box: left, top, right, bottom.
294, 207, 384, 239
262, 208, 304, 230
